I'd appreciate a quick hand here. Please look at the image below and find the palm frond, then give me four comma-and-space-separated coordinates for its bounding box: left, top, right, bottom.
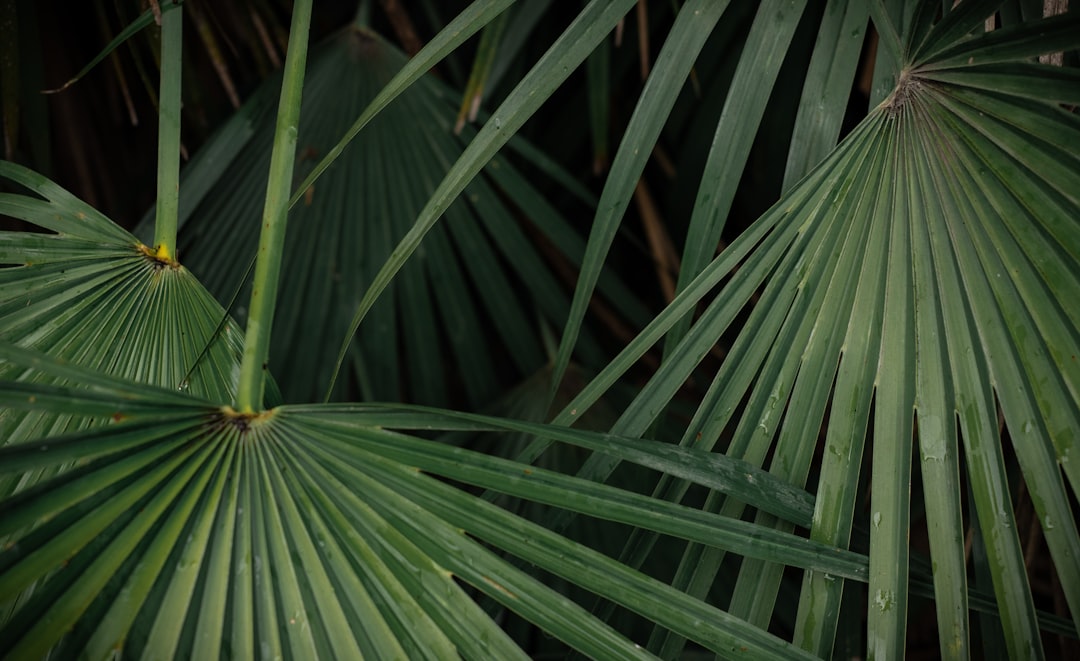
540, 5, 1079, 658
148, 10, 645, 407
0, 341, 866, 659
0, 162, 266, 463
3, 0, 1077, 657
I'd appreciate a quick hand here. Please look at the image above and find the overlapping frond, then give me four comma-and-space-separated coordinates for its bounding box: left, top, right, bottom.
0, 162, 260, 468
154, 24, 644, 406
547, 6, 1079, 658
2, 0, 1077, 658
0, 343, 869, 659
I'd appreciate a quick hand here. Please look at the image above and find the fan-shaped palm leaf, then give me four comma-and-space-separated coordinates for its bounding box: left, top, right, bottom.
5, 0, 1078, 657
0, 3, 854, 656
0, 161, 263, 458
536, 4, 1079, 658
150, 16, 645, 406
0, 341, 873, 659
0, 2, 278, 469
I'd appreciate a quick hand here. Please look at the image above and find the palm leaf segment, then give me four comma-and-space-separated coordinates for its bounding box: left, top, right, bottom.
555, 5, 1079, 657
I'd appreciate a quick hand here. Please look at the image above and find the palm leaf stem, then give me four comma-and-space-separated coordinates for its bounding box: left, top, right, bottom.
152, 1, 182, 261
235, 0, 312, 413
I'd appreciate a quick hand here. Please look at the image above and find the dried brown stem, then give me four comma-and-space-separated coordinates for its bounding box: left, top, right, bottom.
378, 0, 423, 57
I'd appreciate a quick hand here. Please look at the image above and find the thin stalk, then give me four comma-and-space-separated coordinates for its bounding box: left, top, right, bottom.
152, 1, 183, 260
235, 0, 313, 413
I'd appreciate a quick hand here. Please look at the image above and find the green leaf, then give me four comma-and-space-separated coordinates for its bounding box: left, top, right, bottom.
326, 0, 637, 401
783, 0, 869, 191
917, 12, 1080, 69
917, 61, 1080, 104
534, 2, 1080, 655
0, 162, 272, 494
552, 0, 732, 405
40, 2, 181, 95
0, 361, 842, 658
159, 24, 631, 406
4, 1, 1079, 657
